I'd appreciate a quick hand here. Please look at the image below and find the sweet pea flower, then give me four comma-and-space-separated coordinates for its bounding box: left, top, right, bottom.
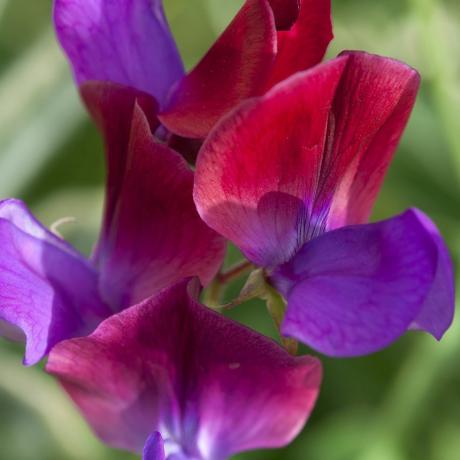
0, 29, 324, 459
54, 0, 333, 139
193, 52, 455, 357
47, 279, 322, 460
0, 84, 225, 365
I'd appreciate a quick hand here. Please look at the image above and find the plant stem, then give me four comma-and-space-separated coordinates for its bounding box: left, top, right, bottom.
264, 286, 298, 355
217, 260, 254, 284
204, 260, 254, 307
203, 278, 224, 308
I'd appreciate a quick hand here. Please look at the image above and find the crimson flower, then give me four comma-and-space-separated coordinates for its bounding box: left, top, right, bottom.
194, 52, 455, 356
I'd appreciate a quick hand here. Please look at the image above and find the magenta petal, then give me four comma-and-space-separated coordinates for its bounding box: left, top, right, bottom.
409, 210, 455, 339
0, 199, 109, 365
81, 83, 158, 250
272, 210, 440, 357
159, 0, 277, 138
54, 0, 183, 105
47, 279, 322, 458
266, 0, 333, 88
83, 83, 225, 308
194, 58, 347, 266
143, 433, 165, 460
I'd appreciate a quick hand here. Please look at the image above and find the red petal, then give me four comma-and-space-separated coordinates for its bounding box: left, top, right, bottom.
324, 52, 420, 228
159, 0, 277, 138
83, 83, 226, 308
266, 0, 333, 89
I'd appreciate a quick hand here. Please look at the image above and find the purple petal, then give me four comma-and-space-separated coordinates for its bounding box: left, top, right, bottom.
82, 83, 225, 308
143, 433, 165, 460
271, 209, 440, 357
0, 199, 110, 365
47, 279, 321, 458
54, 0, 184, 105
409, 210, 455, 339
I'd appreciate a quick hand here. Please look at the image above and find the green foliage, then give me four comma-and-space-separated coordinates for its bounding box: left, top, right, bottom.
0, 0, 458, 459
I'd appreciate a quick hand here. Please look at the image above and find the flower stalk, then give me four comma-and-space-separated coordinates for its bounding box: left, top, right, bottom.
203, 260, 254, 307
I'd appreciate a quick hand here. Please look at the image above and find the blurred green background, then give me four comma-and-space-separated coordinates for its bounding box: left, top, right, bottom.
0, 0, 459, 459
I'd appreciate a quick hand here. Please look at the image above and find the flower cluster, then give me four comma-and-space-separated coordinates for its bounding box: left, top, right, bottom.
0, 1, 455, 459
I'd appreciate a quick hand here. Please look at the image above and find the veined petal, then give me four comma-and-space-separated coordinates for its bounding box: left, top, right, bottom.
160, 0, 277, 138
54, 0, 184, 105
409, 210, 455, 339
194, 58, 347, 267
0, 199, 109, 365
324, 51, 420, 228
271, 210, 440, 357
266, 0, 333, 88
47, 279, 321, 458
84, 83, 225, 308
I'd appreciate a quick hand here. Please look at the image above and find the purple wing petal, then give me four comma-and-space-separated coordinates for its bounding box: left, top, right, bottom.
47, 279, 321, 457
54, 0, 184, 105
0, 199, 110, 365
143, 433, 165, 460
409, 209, 455, 339
83, 83, 225, 309
271, 210, 441, 357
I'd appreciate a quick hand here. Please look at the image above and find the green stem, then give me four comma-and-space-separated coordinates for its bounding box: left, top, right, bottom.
203, 278, 224, 308
263, 285, 298, 355
217, 260, 253, 284
203, 260, 254, 307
